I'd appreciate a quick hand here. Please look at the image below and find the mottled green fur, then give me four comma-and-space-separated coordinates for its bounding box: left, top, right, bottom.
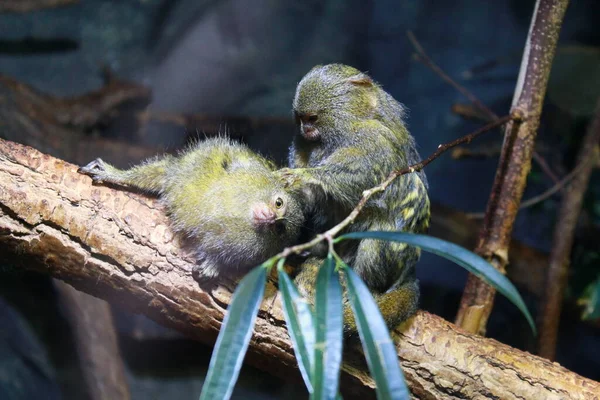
285, 64, 430, 329
293, 257, 420, 334
79, 137, 305, 281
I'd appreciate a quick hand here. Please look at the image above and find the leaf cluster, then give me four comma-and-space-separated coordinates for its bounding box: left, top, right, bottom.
198, 232, 535, 400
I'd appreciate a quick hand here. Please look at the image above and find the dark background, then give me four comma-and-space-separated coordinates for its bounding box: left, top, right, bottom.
1, 0, 599, 398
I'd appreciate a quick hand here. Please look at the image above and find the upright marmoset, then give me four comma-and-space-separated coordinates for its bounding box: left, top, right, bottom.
79, 137, 305, 282
282, 64, 430, 327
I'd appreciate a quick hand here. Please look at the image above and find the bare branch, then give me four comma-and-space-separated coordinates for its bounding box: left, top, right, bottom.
407, 31, 498, 122
456, 0, 570, 335
532, 150, 561, 185
409, 31, 560, 186
466, 159, 590, 219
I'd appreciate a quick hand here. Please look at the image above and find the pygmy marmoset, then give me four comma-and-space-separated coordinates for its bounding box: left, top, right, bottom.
79, 137, 306, 282
282, 64, 431, 328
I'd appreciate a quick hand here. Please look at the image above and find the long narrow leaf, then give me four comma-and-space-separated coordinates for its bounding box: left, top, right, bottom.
337, 231, 536, 335
342, 265, 410, 400
278, 263, 316, 393
312, 254, 343, 400
199, 265, 268, 400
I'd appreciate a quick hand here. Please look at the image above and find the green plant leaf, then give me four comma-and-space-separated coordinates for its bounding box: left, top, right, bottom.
342, 264, 410, 400
312, 254, 343, 400
199, 265, 268, 400
278, 260, 316, 393
336, 231, 536, 335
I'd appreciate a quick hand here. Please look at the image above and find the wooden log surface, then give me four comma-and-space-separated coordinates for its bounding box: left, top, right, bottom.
0, 138, 598, 399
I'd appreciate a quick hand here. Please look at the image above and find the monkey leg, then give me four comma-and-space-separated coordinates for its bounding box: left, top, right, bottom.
351, 237, 420, 293
292, 257, 419, 335
79, 155, 174, 193
342, 279, 419, 334
191, 258, 222, 283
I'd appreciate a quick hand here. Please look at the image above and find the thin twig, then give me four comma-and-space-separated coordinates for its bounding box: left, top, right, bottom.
520, 162, 589, 208
407, 31, 498, 122
532, 151, 561, 185
278, 115, 516, 259
407, 30, 560, 186
453, 144, 562, 188
451, 103, 493, 121
451, 144, 503, 160
466, 159, 591, 219
461, 53, 521, 79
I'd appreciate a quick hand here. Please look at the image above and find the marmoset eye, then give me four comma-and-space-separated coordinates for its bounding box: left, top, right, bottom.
275, 197, 284, 208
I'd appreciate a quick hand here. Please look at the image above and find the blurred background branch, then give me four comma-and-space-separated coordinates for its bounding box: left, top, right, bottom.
537, 97, 600, 360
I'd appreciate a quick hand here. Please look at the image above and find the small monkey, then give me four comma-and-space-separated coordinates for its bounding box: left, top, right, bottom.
281, 64, 430, 328
79, 137, 306, 282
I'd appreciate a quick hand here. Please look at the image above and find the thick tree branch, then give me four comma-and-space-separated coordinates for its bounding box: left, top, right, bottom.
1, 139, 598, 399
455, 0, 570, 335
537, 98, 600, 359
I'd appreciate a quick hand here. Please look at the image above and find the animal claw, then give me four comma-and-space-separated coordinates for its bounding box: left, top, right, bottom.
78, 158, 107, 182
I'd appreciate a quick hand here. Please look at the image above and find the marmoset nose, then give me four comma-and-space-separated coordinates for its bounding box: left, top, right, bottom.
251, 204, 276, 226
302, 124, 318, 140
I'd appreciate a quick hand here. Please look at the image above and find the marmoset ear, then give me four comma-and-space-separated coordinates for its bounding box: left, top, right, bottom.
348, 73, 374, 87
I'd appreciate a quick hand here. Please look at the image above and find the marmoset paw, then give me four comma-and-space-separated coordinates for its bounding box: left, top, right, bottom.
192, 263, 221, 285
78, 158, 107, 182
276, 168, 300, 188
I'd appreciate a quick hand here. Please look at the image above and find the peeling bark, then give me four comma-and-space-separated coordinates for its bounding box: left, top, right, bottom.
1, 139, 598, 399
456, 0, 570, 335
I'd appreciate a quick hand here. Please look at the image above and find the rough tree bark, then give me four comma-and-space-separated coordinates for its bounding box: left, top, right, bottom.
1, 139, 598, 399
455, 0, 570, 335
